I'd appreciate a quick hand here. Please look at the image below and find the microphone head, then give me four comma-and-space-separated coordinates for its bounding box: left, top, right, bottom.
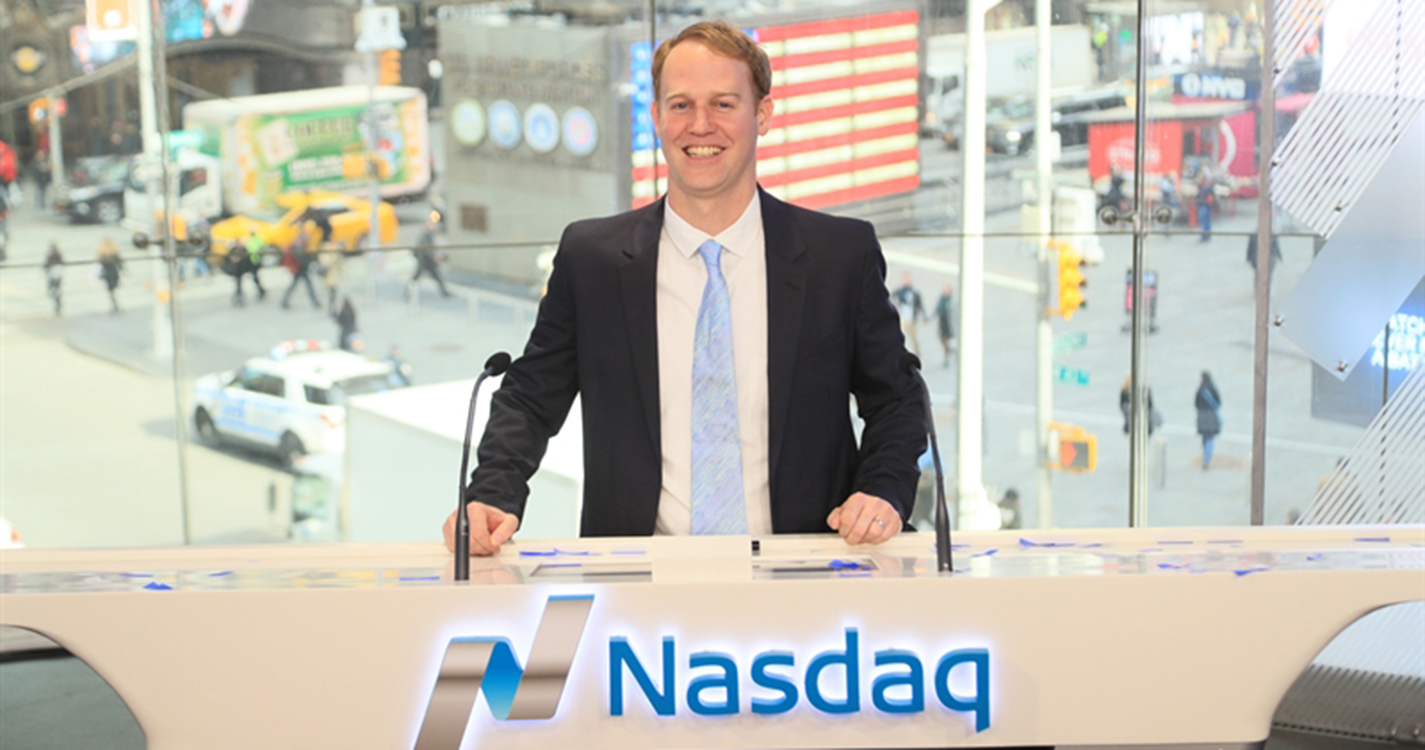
484, 352, 513, 376
900, 351, 922, 373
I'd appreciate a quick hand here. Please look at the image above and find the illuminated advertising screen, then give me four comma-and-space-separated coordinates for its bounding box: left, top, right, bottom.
70, 25, 133, 73
1312, 276, 1425, 426
164, 0, 206, 42
631, 9, 922, 211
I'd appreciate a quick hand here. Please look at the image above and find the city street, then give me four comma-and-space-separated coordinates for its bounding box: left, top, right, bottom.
882, 205, 1362, 531
0, 159, 1364, 548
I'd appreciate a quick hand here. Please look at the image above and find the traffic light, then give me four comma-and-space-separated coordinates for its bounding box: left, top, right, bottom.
87, 0, 135, 37
379, 50, 401, 85
1056, 244, 1087, 319
1048, 421, 1097, 473
1057, 434, 1096, 472
28, 98, 50, 126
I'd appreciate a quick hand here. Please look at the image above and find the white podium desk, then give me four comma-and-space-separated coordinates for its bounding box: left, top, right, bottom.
2, 527, 1422, 750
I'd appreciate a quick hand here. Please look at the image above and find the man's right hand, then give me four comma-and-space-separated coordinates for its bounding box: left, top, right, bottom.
443, 502, 520, 556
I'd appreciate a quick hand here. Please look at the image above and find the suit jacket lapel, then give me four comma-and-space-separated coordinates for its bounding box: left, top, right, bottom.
761, 188, 808, 480
620, 199, 664, 457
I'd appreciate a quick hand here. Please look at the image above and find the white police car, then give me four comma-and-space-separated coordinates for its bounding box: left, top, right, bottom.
192, 340, 406, 467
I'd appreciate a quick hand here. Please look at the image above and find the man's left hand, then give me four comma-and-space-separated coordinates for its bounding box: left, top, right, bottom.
827, 492, 902, 545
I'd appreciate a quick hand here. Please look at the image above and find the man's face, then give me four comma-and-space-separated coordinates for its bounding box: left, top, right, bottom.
652, 41, 772, 204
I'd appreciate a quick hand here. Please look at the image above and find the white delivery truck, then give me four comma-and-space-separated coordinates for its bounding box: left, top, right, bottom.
923, 25, 1095, 146
125, 85, 430, 230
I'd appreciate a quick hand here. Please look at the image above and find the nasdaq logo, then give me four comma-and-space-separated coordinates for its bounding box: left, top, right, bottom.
416, 598, 991, 748
414, 595, 594, 750
610, 629, 991, 731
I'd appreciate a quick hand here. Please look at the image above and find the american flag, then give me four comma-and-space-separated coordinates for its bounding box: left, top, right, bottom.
632, 9, 922, 211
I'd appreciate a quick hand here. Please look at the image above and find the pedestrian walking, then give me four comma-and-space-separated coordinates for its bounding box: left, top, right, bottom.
296, 197, 333, 246
334, 297, 359, 352
410, 212, 451, 298
1120, 374, 1161, 435
892, 272, 928, 357
97, 237, 124, 314
1102, 164, 1127, 214
1157, 172, 1181, 228
43, 243, 64, 315
1194, 371, 1222, 469
178, 217, 212, 282
1245, 234, 1282, 285
222, 243, 250, 306
280, 222, 322, 309
1194, 166, 1215, 242
243, 231, 267, 301
386, 344, 414, 387
997, 488, 1022, 530
30, 150, 52, 210
934, 284, 955, 368
319, 244, 344, 313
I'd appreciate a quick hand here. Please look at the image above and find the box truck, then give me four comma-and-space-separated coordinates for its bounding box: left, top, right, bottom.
126, 85, 430, 229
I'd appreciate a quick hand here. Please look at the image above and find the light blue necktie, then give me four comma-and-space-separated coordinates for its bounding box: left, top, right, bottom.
691, 239, 747, 535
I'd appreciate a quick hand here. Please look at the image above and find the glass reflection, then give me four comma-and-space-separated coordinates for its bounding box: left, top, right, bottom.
4, 0, 1358, 546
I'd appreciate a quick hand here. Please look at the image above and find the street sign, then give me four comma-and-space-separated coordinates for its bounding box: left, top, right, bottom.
1053, 330, 1088, 355
1053, 365, 1090, 386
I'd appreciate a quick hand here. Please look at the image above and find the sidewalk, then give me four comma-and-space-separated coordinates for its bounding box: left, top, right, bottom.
63, 253, 541, 387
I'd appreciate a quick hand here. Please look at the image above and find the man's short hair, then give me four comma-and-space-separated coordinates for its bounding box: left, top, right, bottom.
651, 20, 773, 103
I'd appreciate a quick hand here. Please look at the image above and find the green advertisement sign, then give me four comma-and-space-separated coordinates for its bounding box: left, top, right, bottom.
238, 99, 420, 207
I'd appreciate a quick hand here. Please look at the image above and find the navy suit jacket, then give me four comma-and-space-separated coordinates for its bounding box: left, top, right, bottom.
467, 188, 926, 536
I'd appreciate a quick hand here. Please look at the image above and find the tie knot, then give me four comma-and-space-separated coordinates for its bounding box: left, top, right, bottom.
697, 240, 723, 269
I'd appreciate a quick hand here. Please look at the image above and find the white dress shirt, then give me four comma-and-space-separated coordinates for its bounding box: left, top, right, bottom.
654, 195, 771, 535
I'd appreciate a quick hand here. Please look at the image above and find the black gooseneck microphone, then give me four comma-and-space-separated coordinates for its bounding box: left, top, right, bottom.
455, 351, 513, 581
901, 353, 953, 573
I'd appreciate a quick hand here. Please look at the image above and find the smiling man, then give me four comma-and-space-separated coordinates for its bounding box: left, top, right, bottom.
445, 20, 925, 555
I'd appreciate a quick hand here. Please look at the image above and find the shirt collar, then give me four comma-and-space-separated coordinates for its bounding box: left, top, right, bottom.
663, 191, 763, 260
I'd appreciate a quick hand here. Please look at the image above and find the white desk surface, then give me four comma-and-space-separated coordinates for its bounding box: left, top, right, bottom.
2, 527, 1423, 750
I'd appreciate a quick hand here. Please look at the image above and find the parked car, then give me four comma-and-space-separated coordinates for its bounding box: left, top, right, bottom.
208, 190, 398, 255
55, 155, 135, 224
191, 340, 409, 468
984, 88, 1127, 155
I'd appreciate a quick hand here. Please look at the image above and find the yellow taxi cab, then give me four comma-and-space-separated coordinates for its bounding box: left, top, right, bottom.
209, 190, 398, 254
